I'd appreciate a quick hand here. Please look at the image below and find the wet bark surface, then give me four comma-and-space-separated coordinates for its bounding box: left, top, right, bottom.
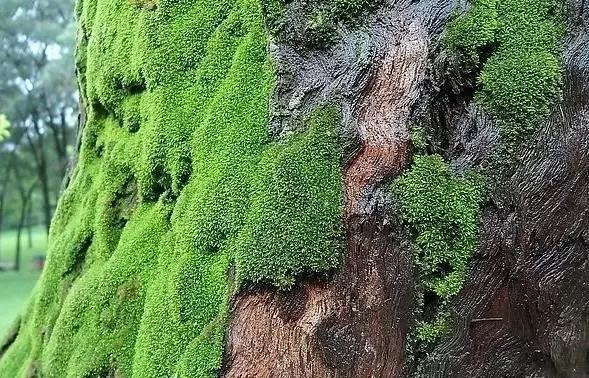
223, 214, 414, 378
223, 0, 589, 377
421, 9, 589, 376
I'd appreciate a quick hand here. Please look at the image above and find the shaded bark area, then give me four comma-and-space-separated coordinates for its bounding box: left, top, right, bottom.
421, 14, 589, 376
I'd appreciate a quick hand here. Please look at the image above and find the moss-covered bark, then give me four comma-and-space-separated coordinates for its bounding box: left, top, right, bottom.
0, 1, 345, 376
1, 0, 587, 377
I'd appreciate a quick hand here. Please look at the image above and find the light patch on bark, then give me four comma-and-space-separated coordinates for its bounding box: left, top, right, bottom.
346, 20, 428, 216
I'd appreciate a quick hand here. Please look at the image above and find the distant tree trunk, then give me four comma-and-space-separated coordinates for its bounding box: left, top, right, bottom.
26, 116, 52, 235
0, 149, 17, 264
14, 192, 30, 272
43, 94, 71, 186
13, 166, 36, 272
26, 206, 33, 248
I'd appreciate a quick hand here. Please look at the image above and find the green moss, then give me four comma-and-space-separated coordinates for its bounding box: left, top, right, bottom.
409, 124, 428, 151
414, 312, 450, 344
234, 107, 344, 287
446, 0, 564, 144
391, 155, 484, 348
308, 0, 379, 44
392, 155, 485, 300
445, 0, 499, 63
262, 0, 378, 44
0, 0, 344, 377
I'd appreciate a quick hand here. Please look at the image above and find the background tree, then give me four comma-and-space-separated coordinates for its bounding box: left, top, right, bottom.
0, 0, 76, 268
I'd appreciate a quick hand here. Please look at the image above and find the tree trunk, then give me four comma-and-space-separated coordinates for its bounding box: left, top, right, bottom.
26, 116, 52, 235
14, 194, 28, 272
26, 206, 33, 249
12, 167, 36, 272
0, 149, 17, 264
1, 1, 587, 377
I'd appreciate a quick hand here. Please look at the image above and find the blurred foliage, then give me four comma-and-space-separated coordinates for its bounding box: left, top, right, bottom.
0, 115, 10, 141
0, 0, 77, 234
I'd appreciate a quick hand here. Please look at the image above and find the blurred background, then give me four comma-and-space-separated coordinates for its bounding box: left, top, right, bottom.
0, 0, 77, 335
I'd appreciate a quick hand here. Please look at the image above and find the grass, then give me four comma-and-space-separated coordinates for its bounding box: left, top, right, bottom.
0, 226, 47, 338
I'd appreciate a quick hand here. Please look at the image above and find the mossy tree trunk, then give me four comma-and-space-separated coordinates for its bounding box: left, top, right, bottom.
1, 0, 588, 377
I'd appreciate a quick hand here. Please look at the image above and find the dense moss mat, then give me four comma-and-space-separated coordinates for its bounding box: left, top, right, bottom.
392, 155, 485, 302
447, 0, 564, 144
0, 1, 344, 376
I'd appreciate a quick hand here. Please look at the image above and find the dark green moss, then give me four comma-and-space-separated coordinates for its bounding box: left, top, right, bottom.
308, 0, 379, 44
446, 0, 565, 144
262, 0, 379, 45
0, 1, 344, 377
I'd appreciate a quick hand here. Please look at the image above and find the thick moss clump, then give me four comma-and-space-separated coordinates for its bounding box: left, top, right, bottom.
391, 155, 485, 341
392, 155, 484, 299
447, 0, 564, 144
0, 0, 344, 377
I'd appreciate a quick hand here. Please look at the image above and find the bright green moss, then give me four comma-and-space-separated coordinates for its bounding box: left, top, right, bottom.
391, 155, 484, 348
392, 155, 484, 300
414, 312, 450, 344
445, 0, 499, 63
234, 107, 344, 287
446, 0, 564, 144
0, 0, 344, 377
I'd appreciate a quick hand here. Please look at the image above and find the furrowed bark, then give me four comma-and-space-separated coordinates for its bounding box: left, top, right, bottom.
421, 9, 589, 375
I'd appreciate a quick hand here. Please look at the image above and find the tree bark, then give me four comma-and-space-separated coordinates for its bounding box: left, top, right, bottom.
26, 207, 33, 249
223, 1, 589, 377
14, 185, 34, 272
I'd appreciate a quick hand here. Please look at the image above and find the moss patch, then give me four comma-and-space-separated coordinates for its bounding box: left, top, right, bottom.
391, 155, 485, 343
306, 0, 379, 43
0, 0, 344, 377
446, 0, 565, 144
263, 0, 379, 45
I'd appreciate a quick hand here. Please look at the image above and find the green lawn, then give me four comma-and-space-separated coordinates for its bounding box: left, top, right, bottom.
0, 226, 47, 337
